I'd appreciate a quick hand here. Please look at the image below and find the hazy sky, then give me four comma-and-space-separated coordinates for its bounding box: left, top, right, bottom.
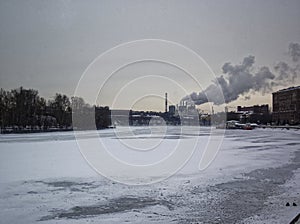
0, 0, 300, 111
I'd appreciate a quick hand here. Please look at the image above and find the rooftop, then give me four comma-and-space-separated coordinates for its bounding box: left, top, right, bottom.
274, 86, 300, 93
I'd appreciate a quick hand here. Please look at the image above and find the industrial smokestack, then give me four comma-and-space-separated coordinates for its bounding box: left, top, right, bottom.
165, 93, 168, 113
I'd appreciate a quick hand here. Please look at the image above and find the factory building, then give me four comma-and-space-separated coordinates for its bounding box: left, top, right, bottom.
237, 104, 269, 114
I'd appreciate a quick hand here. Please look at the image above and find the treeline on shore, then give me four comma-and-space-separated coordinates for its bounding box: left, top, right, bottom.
0, 87, 111, 133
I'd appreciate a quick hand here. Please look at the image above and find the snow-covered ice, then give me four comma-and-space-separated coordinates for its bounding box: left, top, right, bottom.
0, 127, 299, 223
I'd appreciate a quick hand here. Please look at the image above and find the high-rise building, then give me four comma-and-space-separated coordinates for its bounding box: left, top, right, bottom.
272, 86, 300, 125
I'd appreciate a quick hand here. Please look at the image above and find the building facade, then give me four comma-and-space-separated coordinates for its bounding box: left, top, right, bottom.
237, 104, 269, 114
236, 104, 271, 124
272, 86, 300, 125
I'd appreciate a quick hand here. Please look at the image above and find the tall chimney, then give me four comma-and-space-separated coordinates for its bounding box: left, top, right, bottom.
165, 92, 168, 113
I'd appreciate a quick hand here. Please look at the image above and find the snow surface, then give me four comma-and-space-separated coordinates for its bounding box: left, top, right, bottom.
0, 127, 299, 223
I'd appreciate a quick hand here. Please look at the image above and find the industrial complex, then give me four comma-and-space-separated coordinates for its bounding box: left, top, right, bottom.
110, 86, 300, 127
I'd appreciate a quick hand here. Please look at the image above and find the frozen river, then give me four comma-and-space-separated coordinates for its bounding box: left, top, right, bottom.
0, 127, 299, 223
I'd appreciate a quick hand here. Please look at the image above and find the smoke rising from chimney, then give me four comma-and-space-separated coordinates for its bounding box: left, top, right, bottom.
183, 42, 300, 106
288, 42, 300, 62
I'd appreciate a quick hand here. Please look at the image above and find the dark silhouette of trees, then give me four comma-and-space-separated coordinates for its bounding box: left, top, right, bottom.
0, 87, 111, 133
0, 87, 41, 130
11, 87, 39, 128
48, 94, 72, 128
0, 88, 12, 129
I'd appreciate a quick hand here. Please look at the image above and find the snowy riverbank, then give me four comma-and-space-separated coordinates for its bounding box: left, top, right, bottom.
0, 127, 299, 223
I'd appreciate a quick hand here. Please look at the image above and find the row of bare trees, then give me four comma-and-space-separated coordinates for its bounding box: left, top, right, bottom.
0, 87, 111, 133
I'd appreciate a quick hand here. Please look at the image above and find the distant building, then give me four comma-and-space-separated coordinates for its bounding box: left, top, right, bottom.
178, 105, 186, 113
237, 104, 269, 114
236, 104, 271, 124
110, 109, 131, 126
169, 105, 176, 115
272, 86, 300, 125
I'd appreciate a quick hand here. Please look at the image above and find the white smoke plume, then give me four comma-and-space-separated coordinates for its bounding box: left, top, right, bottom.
184, 42, 300, 105
288, 42, 300, 62
274, 43, 300, 83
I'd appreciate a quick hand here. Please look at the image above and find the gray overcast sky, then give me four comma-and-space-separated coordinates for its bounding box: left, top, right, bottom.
0, 0, 300, 111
